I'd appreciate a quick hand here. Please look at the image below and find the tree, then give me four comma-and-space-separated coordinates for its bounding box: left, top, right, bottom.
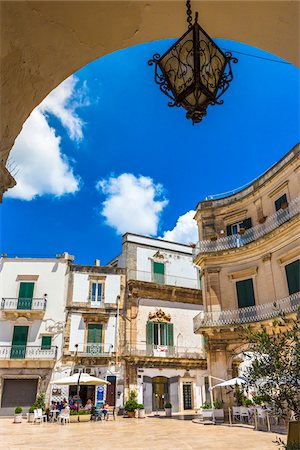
243, 313, 300, 421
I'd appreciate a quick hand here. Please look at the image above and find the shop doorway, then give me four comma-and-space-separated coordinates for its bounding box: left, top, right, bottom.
152, 376, 168, 411
106, 376, 116, 406
183, 383, 193, 410
69, 385, 95, 407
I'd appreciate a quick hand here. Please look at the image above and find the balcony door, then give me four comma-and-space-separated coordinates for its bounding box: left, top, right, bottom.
285, 260, 300, 295
11, 325, 28, 359
152, 262, 165, 284
146, 321, 174, 356
87, 323, 103, 354
236, 279, 256, 322
18, 282, 34, 310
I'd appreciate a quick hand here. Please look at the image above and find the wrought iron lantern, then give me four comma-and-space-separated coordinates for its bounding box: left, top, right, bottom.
148, 1, 238, 124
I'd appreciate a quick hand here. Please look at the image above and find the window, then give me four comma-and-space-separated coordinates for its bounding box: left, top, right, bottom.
226, 218, 252, 236
146, 321, 173, 346
91, 282, 103, 302
275, 193, 288, 211
11, 326, 28, 359
285, 260, 300, 295
236, 278, 255, 308
41, 336, 52, 350
87, 323, 103, 344
153, 262, 165, 284
18, 282, 34, 309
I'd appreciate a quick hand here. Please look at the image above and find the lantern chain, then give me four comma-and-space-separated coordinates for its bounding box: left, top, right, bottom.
186, 0, 193, 28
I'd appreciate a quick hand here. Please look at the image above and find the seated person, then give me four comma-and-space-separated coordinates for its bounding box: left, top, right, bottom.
102, 402, 109, 419
84, 399, 93, 411
57, 401, 64, 412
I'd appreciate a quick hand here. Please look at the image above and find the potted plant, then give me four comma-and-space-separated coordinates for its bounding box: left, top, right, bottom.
164, 402, 172, 417
213, 399, 225, 422
78, 409, 91, 422
14, 406, 23, 424
27, 405, 35, 422
70, 409, 79, 423
258, 216, 267, 224
281, 201, 288, 209
124, 390, 138, 418
201, 402, 214, 421
210, 235, 218, 241
137, 403, 145, 419
238, 228, 245, 235
34, 392, 46, 412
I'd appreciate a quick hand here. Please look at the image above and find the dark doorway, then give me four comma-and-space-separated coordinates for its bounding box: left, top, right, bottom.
183, 383, 193, 410
69, 385, 95, 407
106, 376, 116, 406
152, 376, 168, 410
2, 379, 38, 407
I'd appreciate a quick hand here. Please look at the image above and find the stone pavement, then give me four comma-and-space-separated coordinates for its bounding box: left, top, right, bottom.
0, 417, 285, 450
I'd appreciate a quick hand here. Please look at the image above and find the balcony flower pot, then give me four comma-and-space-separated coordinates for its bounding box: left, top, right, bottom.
258, 216, 267, 224
78, 411, 91, 422
238, 228, 246, 235
210, 235, 218, 241
281, 202, 289, 209
14, 406, 23, 424
164, 402, 172, 417
137, 404, 145, 419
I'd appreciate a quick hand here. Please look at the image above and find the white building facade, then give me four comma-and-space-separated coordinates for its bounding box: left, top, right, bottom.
113, 234, 207, 413
0, 254, 70, 413
51, 262, 126, 409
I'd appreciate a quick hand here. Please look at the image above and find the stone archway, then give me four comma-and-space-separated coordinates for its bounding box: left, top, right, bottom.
1, 1, 299, 196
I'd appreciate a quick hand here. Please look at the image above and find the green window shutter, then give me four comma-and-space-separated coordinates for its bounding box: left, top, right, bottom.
146, 321, 154, 344
153, 262, 165, 284
87, 324, 102, 343
41, 336, 52, 350
11, 326, 28, 359
285, 260, 300, 295
18, 282, 34, 309
236, 279, 255, 308
167, 323, 174, 347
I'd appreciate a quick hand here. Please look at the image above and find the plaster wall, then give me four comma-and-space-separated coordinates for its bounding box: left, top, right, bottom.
72, 272, 121, 304
0, 259, 68, 358
137, 299, 203, 351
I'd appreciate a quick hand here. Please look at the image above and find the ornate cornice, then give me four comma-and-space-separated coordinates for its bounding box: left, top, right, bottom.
148, 309, 171, 323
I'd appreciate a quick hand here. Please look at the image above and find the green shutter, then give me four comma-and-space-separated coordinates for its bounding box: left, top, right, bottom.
87, 324, 102, 343
41, 336, 52, 350
236, 279, 255, 308
167, 323, 174, 347
146, 321, 154, 344
153, 262, 165, 284
285, 260, 300, 295
11, 326, 28, 359
18, 282, 34, 309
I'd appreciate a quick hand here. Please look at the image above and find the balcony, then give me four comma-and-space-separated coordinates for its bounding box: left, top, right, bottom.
123, 343, 206, 369
194, 195, 300, 255
0, 345, 57, 368
193, 291, 300, 332
127, 269, 200, 290
77, 343, 113, 357
1, 297, 47, 319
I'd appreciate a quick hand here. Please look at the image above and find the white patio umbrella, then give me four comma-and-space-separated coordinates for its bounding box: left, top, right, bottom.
211, 376, 247, 390
51, 373, 110, 386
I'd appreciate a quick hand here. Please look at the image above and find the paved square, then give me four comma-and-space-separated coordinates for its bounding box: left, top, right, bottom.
0, 417, 285, 450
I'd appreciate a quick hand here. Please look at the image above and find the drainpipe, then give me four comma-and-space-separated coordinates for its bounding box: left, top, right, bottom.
115, 295, 120, 365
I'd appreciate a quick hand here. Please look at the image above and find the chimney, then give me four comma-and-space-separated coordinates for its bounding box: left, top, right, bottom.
94, 259, 100, 267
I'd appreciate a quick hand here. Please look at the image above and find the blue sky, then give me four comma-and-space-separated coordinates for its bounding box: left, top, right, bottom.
1, 38, 300, 265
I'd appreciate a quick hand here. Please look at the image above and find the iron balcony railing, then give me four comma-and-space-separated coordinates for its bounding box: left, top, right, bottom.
193, 291, 300, 331
124, 343, 203, 359
194, 196, 300, 255
127, 269, 200, 290
1, 297, 47, 311
77, 343, 113, 357
0, 345, 58, 360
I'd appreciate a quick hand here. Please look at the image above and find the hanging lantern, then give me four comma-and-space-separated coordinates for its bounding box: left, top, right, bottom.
148, 1, 238, 124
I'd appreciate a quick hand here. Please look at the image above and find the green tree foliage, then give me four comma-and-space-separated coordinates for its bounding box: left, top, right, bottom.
243, 314, 300, 420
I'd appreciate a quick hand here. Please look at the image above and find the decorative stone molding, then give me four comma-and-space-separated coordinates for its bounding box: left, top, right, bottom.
268, 181, 289, 198
148, 309, 171, 323
228, 266, 258, 280
262, 253, 272, 263
223, 209, 248, 224
82, 312, 109, 323
16, 275, 39, 281
278, 246, 300, 265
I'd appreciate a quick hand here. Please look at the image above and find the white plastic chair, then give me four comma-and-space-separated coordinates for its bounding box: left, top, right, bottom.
232, 406, 241, 422
240, 407, 250, 423
37, 408, 47, 422
57, 409, 70, 425
33, 409, 42, 424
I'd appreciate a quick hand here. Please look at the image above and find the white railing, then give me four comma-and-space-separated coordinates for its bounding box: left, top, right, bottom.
77, 343, 113, 357
194, 196, 300, 255
124, 343, 203, 359
1, 298, 47, 311
0, 345, 57, 359
193, 292, 300, 330
127, 269, 200, 290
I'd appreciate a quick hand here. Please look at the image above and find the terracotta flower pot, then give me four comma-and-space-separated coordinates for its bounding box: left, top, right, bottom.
281, 202, 289, 209
238, 228, 245, 235
126, 411, 136, 418
210, 236, 218, 241
258, 216, 267, 224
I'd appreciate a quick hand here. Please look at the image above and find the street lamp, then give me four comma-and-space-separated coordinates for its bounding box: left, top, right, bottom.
148, 0, 238, 124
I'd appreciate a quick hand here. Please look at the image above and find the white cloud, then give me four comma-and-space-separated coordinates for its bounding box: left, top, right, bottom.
162, 210, 198, 244
96, 173, 168, 236
6, 75, 87, 200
